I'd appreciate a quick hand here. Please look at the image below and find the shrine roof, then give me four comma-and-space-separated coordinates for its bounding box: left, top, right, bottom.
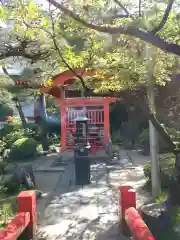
40, 68, 116, 100
55, 97, 118, 105
52, 68, 96, 86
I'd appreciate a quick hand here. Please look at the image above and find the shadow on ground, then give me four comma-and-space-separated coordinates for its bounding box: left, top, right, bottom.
36, 149, 150, 239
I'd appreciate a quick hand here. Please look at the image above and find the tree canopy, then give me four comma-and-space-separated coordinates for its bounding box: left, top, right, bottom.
47, 0, 180, 56
0, 0, 179, 94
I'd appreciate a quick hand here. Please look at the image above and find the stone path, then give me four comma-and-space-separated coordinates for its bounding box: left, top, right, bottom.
36, 149, 150, 240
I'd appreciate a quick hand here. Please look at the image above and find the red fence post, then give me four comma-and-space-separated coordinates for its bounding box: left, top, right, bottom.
125, 207, 155, 240
119, 186, 136, 236
17, 191, 37, 239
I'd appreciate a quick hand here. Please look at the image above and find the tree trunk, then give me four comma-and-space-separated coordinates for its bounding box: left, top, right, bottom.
35, 94, 48, 151
12, 98, 27, 128
148, 114, 176, 153
146, 43, 160, 200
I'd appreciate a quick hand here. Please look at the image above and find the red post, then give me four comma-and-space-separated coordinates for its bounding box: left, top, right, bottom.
17, 191, 36, 239
125, 207, 155, 240
104, 104, 110, 144
119, 186, 136, 235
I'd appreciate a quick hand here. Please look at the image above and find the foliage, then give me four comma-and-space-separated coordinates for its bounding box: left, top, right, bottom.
168, 127, 180, 148
9, 137, 39, 160
156, 191, 168, 204
2, 180, 21, 195
111, 131, 123, 144
1, 118, 39, 148
47, 133, 60, 146
138, 128, 150, 145
36, 144, 43, 153
4, 130, 25, 148
0, 88, 13, 119
136, 128, 170, 154
144, 153, 176, 189
0, 140, 6, 154
0, 0, 178, 95
48, 145, 58, 153
0, 161, 8, 175
0, 203, 14, 228
46, 103, 59, 114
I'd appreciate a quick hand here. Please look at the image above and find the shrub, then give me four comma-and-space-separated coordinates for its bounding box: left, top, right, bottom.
36, 144, 43, 153
137, 128, 169, 155
47, 133, 60, 146
3, 130, 24, 147
2, 179, 21, 194
24, 124, 39, 139
168, 128, 180, 147
0, 140, 6, 154
1, 122, 39, 146
9, 137, 38, 160
0, 203, 14, 228
48, 145, 58, 153
0, 161, 8, 174
143, 153, 176, 189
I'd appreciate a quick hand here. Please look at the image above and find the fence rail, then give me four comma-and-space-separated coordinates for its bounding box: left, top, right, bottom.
0, 191, 36, 240
119, 186, 155, 240
0, 186, 155, 239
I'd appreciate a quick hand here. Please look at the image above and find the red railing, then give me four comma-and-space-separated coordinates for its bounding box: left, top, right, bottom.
0, 187, 155, 240
119, 186, 155, 240
0, 191, 36, 240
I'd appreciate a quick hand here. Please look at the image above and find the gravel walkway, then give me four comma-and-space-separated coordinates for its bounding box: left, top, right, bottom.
36, 148, 150, 240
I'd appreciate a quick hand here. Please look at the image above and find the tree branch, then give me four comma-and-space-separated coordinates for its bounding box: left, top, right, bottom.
148, 113, 177, 153
2, 67, 17, 82
0, 37, 50, 61
113, 0, 129, 16
47, 0, 180, 56
139, 0, 141, 17
0, 46, 50, 61
152, 0, 175, 33
47, 7, 91, 96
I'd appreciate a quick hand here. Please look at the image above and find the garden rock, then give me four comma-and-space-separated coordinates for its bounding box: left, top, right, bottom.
140, 203, 172, 239
4, 163, 36, 189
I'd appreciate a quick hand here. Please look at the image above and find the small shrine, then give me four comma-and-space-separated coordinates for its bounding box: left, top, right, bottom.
40, 68, 117, 152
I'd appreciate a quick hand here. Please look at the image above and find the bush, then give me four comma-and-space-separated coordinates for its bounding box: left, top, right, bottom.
3, 130, 24, 147
47, 133, 60, 146
24, 124, 39, 140
143, 153, 176, 189
0, 140, 6, 154
0, 161, 8, 174
2, 179, 21, 194
137, 128, 169, 155
9, 137, 39, 160
0, 203, 14, 228
36, 144, 43, 153
48, 145, 58, 153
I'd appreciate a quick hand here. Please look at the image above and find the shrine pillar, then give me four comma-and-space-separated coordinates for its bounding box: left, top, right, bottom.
104, 103, 110, 144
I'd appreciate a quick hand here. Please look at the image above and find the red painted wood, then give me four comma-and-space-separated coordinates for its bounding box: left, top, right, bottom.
56, 97, 117, 105
125, 207, 155, 240
104, 104, 110, 144
0, 213, 30, 240
52, 68, 96, 85
17, 191, 36, 224
40, 70, 118, 152
120, 186, 136, 219
0, 111, 13, 121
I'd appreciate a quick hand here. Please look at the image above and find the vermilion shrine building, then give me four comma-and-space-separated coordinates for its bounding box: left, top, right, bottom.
41, 68, 117, 153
